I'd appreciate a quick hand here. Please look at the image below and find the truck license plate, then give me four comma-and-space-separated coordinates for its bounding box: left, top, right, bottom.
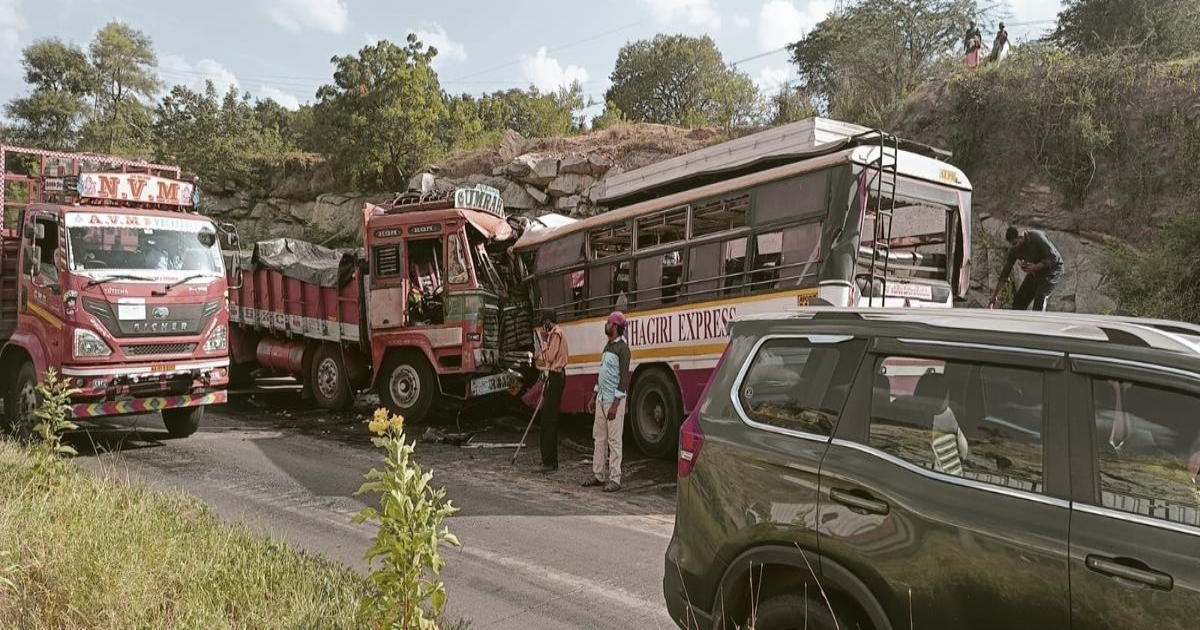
469, 373, 511, 398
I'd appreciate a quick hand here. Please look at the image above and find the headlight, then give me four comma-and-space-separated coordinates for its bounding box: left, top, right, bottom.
204, 324, 228, 352
74, 328, 112, 358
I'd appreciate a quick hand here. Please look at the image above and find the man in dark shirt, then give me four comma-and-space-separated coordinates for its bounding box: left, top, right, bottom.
989, 226, 1065, 311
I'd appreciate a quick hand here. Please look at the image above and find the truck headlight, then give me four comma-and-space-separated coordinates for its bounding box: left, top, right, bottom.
73, 328, 112, 358
204, 324, 228, 352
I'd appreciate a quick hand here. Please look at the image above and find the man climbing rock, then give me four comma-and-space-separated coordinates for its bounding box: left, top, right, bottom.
989, 226, 1065, 311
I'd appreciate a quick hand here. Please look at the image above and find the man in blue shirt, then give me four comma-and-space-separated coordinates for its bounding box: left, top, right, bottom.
989, 226, 1065, 311
583, 311, 631, 492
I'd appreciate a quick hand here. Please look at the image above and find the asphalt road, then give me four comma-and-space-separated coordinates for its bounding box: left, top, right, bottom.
70, 395, 679, 630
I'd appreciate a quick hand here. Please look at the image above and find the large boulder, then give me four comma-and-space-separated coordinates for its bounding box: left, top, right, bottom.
522, 155, 560, 187
546, 173, 594, 198
525, 184, 549, 205
560, 153, 614, 177
555, 194, 582, 213
502, 182, 539, 210
311, 193, 366, 236
499, 129, 527, 162
503, 155, 536, 179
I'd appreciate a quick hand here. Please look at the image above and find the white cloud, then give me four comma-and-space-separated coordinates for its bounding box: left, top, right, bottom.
734, 16, 753, 28
758, 0, 833, 51
0, 0, 27, 76
258, 86, 302, 110
406, 23, 467, 68
521, 47, 588, 92
756, 66, 791, 92
640, 0, 722, 30
260, 0, 348, 35
1005, 0, 1063, 38
159, 54, 240, 96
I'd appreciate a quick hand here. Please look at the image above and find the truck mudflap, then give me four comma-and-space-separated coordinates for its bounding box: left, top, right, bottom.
70, 391, 227, 419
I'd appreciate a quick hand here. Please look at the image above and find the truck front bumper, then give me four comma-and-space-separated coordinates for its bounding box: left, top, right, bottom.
71, 391, 227, 419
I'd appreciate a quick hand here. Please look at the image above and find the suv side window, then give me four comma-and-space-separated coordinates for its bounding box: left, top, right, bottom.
869, 356, 1046, 493
1091, 378, 1200, 527
737, 337, 864, 437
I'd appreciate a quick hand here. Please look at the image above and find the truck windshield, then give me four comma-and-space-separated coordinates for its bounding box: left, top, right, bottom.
65, 212, 223, 275
469, 233, 505, 294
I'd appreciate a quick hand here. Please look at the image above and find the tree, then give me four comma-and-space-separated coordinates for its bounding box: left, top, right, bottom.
764, 83, 820, 126
605, 34, 759, 128
591, 100, 627, 131
1052, 0, 1200, 59
311, 35, 448, 190
3, 39, 92, 150
789, 0, 981, 127
85, 21, 161, 154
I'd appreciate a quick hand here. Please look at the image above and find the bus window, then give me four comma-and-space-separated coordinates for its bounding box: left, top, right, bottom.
749, 223, 821, 293
537, 232, 585, 271
590, 223, 632, 258
859, 180, 954, 282
752, 170, 829, 226
570, 269, 585, 315
635, 249, 684, 309
537, 273, 568, 315
587, 260, 632, 314
637, 206, 687, 249
687, 237, 746, 300
692, 195, 748, 238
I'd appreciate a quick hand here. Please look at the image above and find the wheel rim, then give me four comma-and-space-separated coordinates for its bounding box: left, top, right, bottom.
15, 380, 37, 438
636, 388, 667, 443
388, 365, 420, 409
315, 357, 340, 400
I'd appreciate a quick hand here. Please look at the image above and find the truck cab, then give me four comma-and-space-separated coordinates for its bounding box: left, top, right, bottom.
0, 147, 234, 439
362, 185, 532, 418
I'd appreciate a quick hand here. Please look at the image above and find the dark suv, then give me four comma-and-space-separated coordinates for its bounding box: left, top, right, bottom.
665, 308, 1200, 630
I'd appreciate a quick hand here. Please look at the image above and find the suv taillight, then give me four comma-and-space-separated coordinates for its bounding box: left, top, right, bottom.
678, 410, 705, 479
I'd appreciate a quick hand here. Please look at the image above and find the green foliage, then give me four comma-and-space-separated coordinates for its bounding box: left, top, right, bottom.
356, 409, 460, 629
84, 21, 161, 154
1104, 211, 1200, 323
446, 83, 585, 147
1052, 0, 1200, 60
3, 38, 91, 150
765, 83, 820, 126
789, 0, 983, 127
590, 100, 627, 131
605, 34, 759, 128
311, 35, 449, 191
154, 83, 289, 188
31, 368, 79, 466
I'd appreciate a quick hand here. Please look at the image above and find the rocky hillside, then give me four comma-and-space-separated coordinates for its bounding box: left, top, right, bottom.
201, 123, 727, 246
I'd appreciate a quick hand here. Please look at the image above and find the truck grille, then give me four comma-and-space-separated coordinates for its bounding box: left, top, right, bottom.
483, 306, 500, 348
122, 343, 197, 357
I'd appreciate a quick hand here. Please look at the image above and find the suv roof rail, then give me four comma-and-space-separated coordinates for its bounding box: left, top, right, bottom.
735, 308, 1200, 358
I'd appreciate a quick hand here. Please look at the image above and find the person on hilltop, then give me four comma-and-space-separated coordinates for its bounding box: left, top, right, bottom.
989, 22, 1009, 63
964, 20, 983, 69
989, 226, 1065, 312
583, 311, 631, 493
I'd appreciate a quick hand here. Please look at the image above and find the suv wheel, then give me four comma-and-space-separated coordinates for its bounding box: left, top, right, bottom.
749, 594, 842, 630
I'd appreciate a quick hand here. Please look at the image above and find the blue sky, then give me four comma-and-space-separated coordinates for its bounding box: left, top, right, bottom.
0, 0, 1063, 113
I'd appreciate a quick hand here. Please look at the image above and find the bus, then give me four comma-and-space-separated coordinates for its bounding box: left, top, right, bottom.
510, 121, 972, 458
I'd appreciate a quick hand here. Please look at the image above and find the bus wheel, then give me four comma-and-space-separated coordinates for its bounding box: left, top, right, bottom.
311, 343, 352, 411
4, 362, 39, 443
162, 406, 203, 438
630, 368, 682, 460
378, 353, 436, 422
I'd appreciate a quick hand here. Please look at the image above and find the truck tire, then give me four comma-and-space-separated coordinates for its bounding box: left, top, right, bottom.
310, 343, 352, 410
629, 368, 682, 460
377, 353, 436, 422
4, 362, 39, 443
162, 406, 202, 438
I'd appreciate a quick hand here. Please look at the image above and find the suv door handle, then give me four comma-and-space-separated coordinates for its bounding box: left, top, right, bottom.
1085, 555, 1174, 591
830, 489, 889, 515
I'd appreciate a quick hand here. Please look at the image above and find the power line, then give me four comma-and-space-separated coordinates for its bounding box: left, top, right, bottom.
729, 46, 791, 67
445, 18, 645, 84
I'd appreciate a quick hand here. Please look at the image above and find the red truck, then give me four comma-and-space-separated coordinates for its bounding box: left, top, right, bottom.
226, 184, 533, 419
0, 146, 236, 440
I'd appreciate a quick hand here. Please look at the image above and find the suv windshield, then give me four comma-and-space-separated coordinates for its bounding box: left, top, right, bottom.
66, 212, 223, 275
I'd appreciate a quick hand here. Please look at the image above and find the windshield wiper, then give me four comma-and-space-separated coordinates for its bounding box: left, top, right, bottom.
85, 274, 153, 288
155, 274, 217, 295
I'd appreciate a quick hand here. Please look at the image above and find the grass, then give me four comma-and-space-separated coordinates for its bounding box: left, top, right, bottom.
0, 439, 368, 629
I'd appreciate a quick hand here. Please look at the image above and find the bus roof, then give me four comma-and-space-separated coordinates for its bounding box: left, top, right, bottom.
512, 146, 970, 252
596, 117, 952, 206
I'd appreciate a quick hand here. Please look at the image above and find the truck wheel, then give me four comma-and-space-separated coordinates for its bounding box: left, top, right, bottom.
310, 344, 352, 410
4, 362, 39, 443
377, 354, 436, 422
162, 406, 202, 438
630, 368, 682, 460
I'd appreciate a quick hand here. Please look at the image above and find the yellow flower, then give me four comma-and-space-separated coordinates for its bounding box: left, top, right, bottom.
368, 417, 389, 436
388, 414, 404, 433
372, 408, 390, 425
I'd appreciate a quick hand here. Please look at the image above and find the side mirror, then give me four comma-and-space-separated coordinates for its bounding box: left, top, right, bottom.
24, 222, 44, 242
219, 222, 240, 247
24, 245, 41, 277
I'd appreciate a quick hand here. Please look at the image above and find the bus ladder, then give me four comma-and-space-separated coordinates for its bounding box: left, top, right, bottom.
866, 132, 900, 307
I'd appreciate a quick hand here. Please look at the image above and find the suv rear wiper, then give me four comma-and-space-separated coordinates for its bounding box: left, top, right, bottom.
155, 274, 217, 296
85, 274, 152, 288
